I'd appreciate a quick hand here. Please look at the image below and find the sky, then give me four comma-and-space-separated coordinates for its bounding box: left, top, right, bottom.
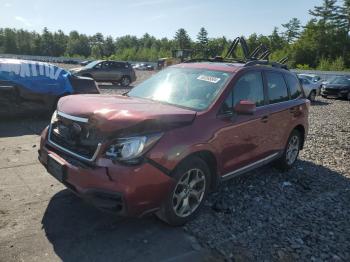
0, 0, 322, 39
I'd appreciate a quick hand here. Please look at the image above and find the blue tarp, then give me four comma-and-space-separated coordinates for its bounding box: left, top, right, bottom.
0, 58, 73, 95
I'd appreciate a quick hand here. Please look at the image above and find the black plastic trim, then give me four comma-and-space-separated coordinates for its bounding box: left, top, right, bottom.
145, 158, 171, 176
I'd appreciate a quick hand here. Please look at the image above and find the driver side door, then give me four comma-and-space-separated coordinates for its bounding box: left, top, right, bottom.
216, 70, 272, 177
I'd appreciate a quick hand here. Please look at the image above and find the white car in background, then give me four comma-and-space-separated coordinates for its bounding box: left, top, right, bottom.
298, 74, 322, 102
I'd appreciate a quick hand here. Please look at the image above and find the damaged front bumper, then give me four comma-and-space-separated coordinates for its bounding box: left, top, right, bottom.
38, 128, 175, 217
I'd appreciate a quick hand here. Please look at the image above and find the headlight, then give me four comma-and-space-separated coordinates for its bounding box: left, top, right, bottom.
105, 133, 163, 163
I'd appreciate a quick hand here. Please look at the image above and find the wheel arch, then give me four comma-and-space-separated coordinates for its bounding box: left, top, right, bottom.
172, 150, 219, 191
293, 124, 306, 149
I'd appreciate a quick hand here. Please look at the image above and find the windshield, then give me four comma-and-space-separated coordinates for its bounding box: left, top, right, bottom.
299, 75, 313, 81
84, 61, 101, 69
128, 67, 232, 111
329, 76, 350, 85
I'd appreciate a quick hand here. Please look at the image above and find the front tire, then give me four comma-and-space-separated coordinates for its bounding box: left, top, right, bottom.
156, 156, 211, 226
275, 129, 301, 171
308, 90, 316, 102
120, 76, 131, 87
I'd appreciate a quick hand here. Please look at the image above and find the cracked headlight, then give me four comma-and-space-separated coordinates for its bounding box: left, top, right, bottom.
105, 133, 163, 163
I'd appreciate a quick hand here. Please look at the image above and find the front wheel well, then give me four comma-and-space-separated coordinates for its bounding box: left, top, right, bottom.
294, 125, 305, 149
179, 150, 218, 191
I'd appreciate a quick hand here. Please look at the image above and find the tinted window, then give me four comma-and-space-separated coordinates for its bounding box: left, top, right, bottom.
93, 62, 102, 69
233, 71, 265, 107
101, 62, 111, 69
285, 74, 302, 99
266, 72, 289, 104
110, 62, 122, 69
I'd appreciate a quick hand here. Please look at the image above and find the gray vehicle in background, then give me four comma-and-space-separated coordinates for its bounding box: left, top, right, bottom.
298, 74, 322, 102
71, 60, 137, 87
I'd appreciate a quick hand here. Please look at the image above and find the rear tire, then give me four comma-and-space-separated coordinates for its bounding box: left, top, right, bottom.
156, 156, 211, 226
275, 129, 301, 171
347, 92, 350, 101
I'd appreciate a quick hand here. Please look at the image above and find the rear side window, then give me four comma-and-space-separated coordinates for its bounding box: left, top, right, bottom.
233, 71, 265, 107
285, 74, 303, 99
266, 72, 289, 104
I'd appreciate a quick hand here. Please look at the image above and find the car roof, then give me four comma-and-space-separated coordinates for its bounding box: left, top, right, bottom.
173, 61, 292, 75
173, 62, 245, 73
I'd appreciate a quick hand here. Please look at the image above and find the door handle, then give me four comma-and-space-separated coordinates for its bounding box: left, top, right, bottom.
261, 115, 269, 123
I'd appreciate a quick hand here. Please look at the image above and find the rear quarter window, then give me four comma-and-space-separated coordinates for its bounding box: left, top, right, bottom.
266, 72, 289, 104
285, 74, 303, 99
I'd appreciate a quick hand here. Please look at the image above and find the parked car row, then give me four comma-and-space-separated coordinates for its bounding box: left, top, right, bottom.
132, 63, 155, 71
70, 60, 137, 87
296, 73, 350, 101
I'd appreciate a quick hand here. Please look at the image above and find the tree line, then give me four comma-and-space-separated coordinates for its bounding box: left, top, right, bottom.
1, 0, 350, 70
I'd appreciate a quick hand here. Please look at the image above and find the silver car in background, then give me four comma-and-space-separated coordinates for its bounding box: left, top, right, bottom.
298, 74, 322, 101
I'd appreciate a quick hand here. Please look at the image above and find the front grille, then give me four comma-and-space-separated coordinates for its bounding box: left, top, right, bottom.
324, 88, 340, 95
48, 113, 101, 161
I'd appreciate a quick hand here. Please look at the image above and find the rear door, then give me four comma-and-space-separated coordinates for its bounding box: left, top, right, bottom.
109, 62, 124, 81
263, 70, 294, 152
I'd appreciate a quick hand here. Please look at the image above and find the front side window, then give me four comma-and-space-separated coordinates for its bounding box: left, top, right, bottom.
266, 72, 289, 104
128, 67, 232, 111
233, 71, 265, 107
102, 62, 111, 69
285, 74, 302, 99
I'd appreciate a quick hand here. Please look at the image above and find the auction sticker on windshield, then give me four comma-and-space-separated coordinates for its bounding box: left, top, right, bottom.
197, 75, 221, 84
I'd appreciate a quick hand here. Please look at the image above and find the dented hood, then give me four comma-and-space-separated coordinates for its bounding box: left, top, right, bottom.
57, 94, 196, 134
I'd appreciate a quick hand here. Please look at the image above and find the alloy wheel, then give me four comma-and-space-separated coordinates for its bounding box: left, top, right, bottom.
286, 135, 300, 165
121, 77, 130, 87
172, 168, 206, 218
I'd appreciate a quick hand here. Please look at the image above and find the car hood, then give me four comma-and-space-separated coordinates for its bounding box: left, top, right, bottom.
70, 67, 84, 74
325, 84, 349, 89
57, 94, 196, 136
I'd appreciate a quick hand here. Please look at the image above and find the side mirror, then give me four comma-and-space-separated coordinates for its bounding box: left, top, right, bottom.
234, 100, 256, 115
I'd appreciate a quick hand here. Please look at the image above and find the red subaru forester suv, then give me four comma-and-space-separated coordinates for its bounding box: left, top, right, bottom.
38, 61, 309, 226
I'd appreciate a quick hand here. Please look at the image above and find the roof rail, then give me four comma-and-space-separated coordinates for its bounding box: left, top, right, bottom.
184, 56, 246, 64
244, 60, 288, 70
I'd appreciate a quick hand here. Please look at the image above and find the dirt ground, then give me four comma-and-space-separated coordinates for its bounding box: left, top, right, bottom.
0, 119, 216, 262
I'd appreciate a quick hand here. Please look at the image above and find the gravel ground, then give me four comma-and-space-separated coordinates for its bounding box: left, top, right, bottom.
184, 98, 350, 261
